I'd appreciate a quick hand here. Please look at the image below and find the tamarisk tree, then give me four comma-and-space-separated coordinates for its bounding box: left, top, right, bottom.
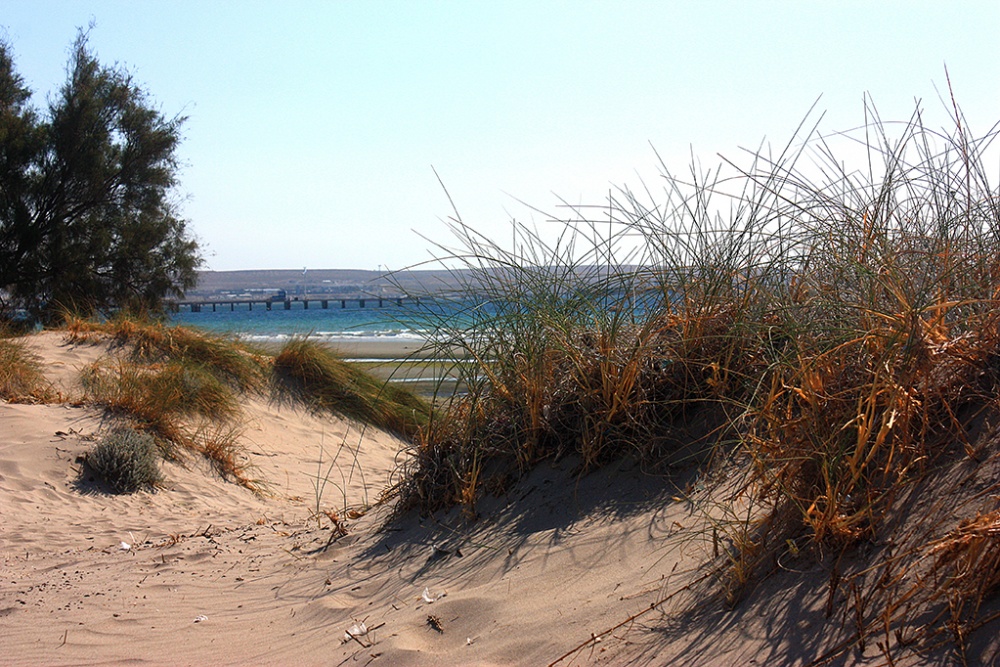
0, 32, 200, 323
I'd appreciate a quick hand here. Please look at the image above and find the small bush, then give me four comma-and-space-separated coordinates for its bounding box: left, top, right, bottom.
86, 428, 163, 493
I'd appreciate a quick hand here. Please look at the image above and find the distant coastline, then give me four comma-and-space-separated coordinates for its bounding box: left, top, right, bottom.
188, 268, 470, 302
173, 269, 479, 343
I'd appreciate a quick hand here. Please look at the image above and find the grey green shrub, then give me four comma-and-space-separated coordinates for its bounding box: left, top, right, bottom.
86, 428, 163, 493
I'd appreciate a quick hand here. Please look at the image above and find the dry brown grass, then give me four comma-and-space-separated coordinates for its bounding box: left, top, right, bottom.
63, 312, 271, 391
65, 316, 427, 494
399, 94, 1000, 660
79, 356, 261, 489
0, 335, 56, 403
68, 316, 269, 491
272, 336, 430, 439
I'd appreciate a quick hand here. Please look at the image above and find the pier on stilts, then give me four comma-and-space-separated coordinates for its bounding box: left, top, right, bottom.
168, 296, 418, 314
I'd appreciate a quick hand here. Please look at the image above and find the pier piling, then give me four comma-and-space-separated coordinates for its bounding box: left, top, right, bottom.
170, 296, 416, 313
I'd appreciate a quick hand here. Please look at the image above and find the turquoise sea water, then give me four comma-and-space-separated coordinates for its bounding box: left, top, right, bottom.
168, 293, 653, 346
168, 300, 428, 345
169, 300, 473, 391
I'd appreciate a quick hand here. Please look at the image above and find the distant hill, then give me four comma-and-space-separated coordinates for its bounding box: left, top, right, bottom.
188, 268, 471, 300
188, 265, 639, 301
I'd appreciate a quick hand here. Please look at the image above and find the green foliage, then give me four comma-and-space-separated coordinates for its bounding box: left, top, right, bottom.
86, 427, 163, 493
0, 31, 200, 324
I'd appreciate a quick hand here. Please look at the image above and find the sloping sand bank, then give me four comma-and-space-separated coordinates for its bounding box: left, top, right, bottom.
2, 332, 999, 666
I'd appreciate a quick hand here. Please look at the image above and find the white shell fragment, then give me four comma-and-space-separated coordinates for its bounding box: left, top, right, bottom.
344, 622, 368, 640
421, 587, 446, 603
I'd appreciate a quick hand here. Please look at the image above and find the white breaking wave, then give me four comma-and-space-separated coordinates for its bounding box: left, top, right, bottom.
241, 329, 430, 344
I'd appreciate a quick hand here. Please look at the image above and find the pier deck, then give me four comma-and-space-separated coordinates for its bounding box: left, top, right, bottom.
168, 296, 417, 313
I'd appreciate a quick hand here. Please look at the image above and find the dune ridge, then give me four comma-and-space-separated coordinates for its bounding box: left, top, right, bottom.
2, 331, 999, 666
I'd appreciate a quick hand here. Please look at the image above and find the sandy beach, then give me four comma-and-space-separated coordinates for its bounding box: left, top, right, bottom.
0, 332, 710, 666
329, 338, 425, 359
2, 331, 998, 666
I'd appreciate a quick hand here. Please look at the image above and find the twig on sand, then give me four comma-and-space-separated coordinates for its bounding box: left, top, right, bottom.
345, 621, 386, 650
547, 571, 713, 667
346, 629, 368, 649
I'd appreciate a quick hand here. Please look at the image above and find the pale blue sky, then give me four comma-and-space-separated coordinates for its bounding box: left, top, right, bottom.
2, 1, 999, 271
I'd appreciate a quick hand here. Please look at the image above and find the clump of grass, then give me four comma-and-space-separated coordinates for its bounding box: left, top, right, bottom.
85, 427, 163, 493
82, 359, 262, 482
82, 358, 240, 427
60, 315, 277, 492
273, 337, 430, 439
80, 358, 263, 491
107, 314, 270, 392
708, 98, 1000, 604
191, 422, 262, 490
78, 337, 266, 488
68, 316, 425, 494
61, 313, 107, 344
398, 195, 757, 515
400, 89, 1000, 659
64, 312, 271, 392
0, 335, 55, 402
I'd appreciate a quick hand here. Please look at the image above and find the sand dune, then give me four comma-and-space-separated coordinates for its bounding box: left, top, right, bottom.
2, 332, 998, 666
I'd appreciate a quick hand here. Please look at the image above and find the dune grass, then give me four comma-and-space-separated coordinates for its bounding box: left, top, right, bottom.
0, 334, 56, 403
81, 358, 240, 428
80, 353, 257, 485
273, 336, 431, 439
399, 94, 1000, 659
64, 314, 428, 492
66, 312, 271, 392
65, 313, 266, 489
